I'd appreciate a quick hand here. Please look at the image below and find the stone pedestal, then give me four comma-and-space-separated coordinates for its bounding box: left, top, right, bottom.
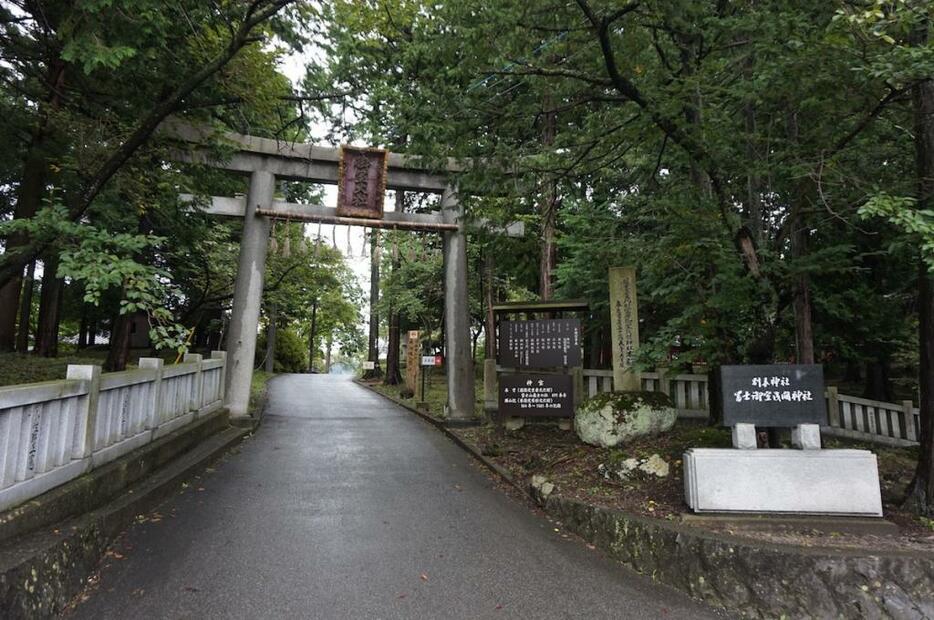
792, 423, 821, 450
732, 423, 757, 449
683, 448, 883, 516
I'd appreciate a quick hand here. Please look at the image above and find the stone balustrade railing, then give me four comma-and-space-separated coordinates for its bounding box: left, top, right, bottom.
580, 368, 920, 447
0, 351, 227, 512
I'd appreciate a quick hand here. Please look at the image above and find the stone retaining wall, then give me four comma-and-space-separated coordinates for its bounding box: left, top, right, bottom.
545, 496, 934, 619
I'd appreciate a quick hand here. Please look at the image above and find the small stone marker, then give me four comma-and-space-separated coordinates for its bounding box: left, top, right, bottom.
405, 330, 420, 393
608, 267, 640, 391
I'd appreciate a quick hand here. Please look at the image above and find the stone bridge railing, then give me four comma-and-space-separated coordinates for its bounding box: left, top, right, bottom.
581, 368, 920, 448
0, 351, 226, 512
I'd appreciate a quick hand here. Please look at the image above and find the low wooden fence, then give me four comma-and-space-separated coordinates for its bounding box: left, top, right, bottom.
580, 368, 920, 448
0, 352, 227, 512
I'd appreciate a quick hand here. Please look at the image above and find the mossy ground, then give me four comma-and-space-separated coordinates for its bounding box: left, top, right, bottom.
578, 390, 673, 415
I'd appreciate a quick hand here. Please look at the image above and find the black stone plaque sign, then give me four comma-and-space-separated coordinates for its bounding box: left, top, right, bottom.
720, 364, 826, 427
499, 374, 573, 418
498, 319, 582, 369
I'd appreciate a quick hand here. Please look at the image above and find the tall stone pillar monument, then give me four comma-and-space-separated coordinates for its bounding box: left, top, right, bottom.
609, 266, 641, 391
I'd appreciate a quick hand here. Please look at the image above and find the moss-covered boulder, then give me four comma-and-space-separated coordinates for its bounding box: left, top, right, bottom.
574, 391, 676, 448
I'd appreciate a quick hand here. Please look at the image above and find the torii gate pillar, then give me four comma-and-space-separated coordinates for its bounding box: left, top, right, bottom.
442, 187, 476, 423
225, 170, 274, 418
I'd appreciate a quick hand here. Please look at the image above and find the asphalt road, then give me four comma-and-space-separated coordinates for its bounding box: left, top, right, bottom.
69, 374, 722, 619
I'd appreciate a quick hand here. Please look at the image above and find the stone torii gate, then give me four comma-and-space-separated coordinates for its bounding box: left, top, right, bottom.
170, 126, 481, 425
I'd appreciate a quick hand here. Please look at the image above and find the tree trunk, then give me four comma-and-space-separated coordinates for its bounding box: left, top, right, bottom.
906, 17, 934, 514
791, 223, 815, 364
34, 255, 63, 358
325, 335, 333, 374
384, 193, 404, 385
308, 300, 318, 373
863, 359, 893, 402
364, 231, 382, 379
77, 304, 88, 350
105, 311, 133, 371
483, 249, 497, 360
265, 302, 277, 373
15, 261, 35, 352
0, 61, 65, 351
538, 106, 558, 300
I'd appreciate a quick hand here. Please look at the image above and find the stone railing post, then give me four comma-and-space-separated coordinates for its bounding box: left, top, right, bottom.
184, 353, 204, 413
67, 365, 101, 459
139, 358, 164, 431
212, 350, 228, 403
825, 387, 841, 427
902, 400, 917, 441
571, 366, 584, 409
656, 365, 671, 398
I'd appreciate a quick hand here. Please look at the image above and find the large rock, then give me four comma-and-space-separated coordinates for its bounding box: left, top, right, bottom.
574, 391, 676, 448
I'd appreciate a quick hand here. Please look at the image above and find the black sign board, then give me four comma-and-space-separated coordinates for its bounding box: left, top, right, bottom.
499, 374, 573, 418
721, 364, 826, 427
498, 319, 582, 369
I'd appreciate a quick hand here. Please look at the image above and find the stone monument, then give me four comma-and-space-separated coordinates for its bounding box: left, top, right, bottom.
683, 364, 883, 516
608, 267, 640, 391
405, 330, 420, 394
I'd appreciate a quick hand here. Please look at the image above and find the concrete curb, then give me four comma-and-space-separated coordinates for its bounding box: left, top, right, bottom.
360, 379, 934, 619
0, 419, 250, 618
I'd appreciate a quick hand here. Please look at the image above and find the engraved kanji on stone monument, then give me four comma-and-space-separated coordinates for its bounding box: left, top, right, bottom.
336, 146, 388, 219
405, 330, 420, 394
609, 266, 641, 391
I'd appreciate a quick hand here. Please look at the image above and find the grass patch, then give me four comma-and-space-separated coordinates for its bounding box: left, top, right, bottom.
366, 367, 484, 420
250, 370, 274, 414
0, 351, 110, 387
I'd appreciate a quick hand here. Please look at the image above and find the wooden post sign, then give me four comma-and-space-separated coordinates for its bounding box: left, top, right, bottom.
337, 146, 388, 219
609, 267, 641, 391
405, 330, 420, 393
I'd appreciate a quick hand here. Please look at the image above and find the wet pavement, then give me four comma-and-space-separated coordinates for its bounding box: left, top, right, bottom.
69, 374, 722, 619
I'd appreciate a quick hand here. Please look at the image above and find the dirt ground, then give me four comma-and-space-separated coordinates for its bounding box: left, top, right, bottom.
368, 378, 934, 553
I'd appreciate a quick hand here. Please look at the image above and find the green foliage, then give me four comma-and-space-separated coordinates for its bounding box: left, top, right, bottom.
859, 194, 934, 272
257, 328, 308, 373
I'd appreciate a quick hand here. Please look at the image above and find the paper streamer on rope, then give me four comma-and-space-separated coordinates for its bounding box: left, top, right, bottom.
346, 225, 352, 256
361, 228, 368, 258
282, 219, 291, 258
332, 224, 337, 249
268, 221, 278, 255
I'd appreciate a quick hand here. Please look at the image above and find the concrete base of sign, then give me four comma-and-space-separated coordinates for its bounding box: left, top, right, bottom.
558, 419, 572, 431
731, 423, 757, 449
792, 423, 821, 450
683, 448, 883, 516
504, 417, 525, 431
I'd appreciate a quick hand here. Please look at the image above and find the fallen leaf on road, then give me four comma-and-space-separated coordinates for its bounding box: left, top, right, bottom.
586, 544, 596, 550
183, 586, 200, 593
420, 573, 429, 581
495, 604, 503, 610
454, 484, 462, 491
398, 594, 407, 599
